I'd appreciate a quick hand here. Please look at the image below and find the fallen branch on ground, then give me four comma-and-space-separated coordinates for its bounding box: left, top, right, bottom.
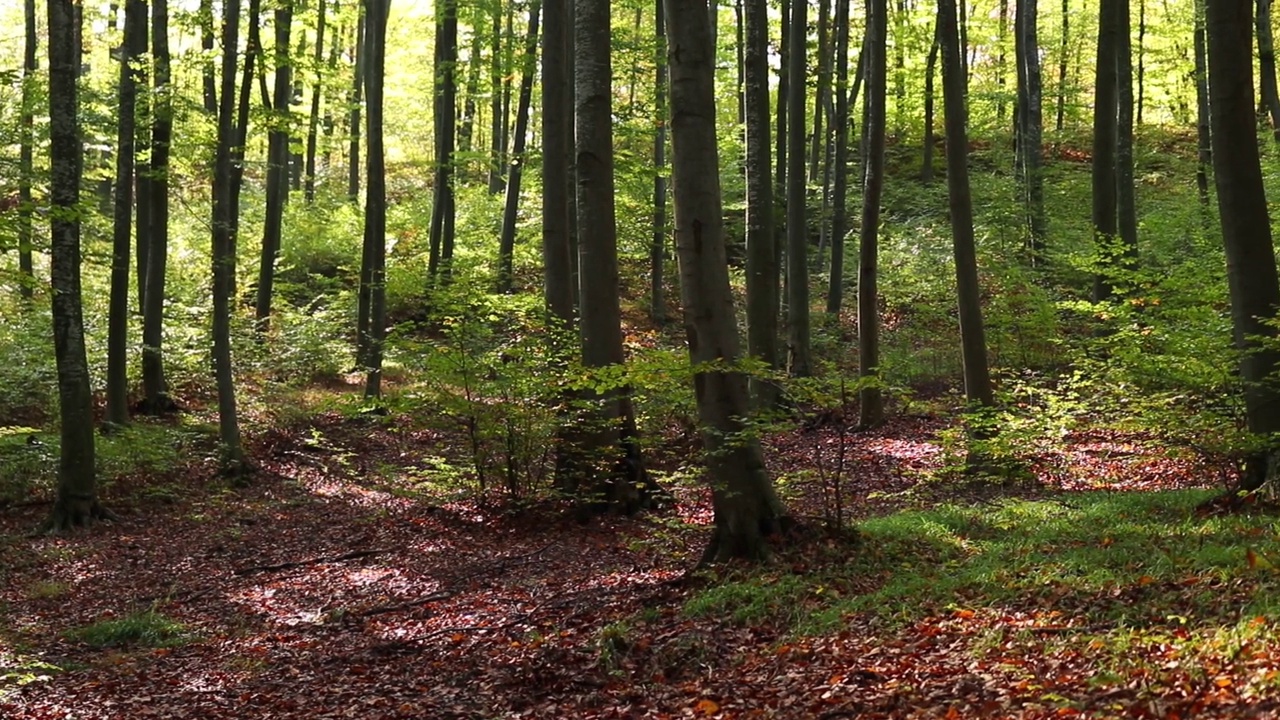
234, 548, 393, 575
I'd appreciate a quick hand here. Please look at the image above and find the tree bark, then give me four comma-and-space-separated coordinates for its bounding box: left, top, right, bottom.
938, 0, 994, 409
213, 0, 248, 476
664, 0, 792, 562
428, 0, 458, 277
497, 1, 542, 293
921, 22, 939, 182
362, 0, 390, 399
257, 1, 294, 335
785, 0, 810, 377
228, 0, 265, 303
1014, 0, 1046, 264
106, 0, 148, 428
858, 0, 888, 428
1257, 0, 1280, 141
1194, 0, 1211, 205
201, 0, 217, 113
304, 0, 327, 203
651, 0, 669, 324
17, 0, 36, 302
1056, 0, 1069, 132
1208, 0, 1280, 490
573, 0, 656, 513
809, 0, 832, 183
542, 0, 573, 327
1115, 0, 1138, 273
1091, 0, 1120, 302
44, 0, 109, 532
348, 3, 364, 203
141, 0, 175, 416
744, 0, 779, 408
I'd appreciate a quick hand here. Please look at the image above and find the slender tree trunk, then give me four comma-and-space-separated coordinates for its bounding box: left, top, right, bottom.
543, 0, 573, 327
44, 0, 109, 532
1116, 0, 1138, 268
496, 0, 542, 293
651, 0, 668, 324
363, 0, 390, 399
1194, 0, 1211, 205
1257, 0, 1280, 141
428, 0, 458, 277
304, 0, 327, 203
213, 0, 248, 476
744, 0, 779, 407
997, 0, 1008, 121
488, 1, 505, 194
459, 26, 484, 157
1136, 0, 1145, 125
1092, 0, 1120, 302
1056, 0, 1069, 132
257, 1, 294, 335
107, 0, 148, 428
1208, 0, 1280, 490
134, 6, 151, 314
735, 0, 746, 124
922, 22, 939, 182
142, 0, 175, 415
826, 0, 851, 314
348, 3, 365, 202
775, 0, 789, 294
809, 0, 832, 183
1015, 0, 1046, 263
201, 0, 217, 113
893, 0, 908, 136
858, 0, 888, 427
17, 0, 37, 302
573, 0, 656, 513
566, 2, 579, 310
786, 0, 810, 377
938, 0, 994, 408
958, 0, 970, 83
228, 0, 265, 303
664, 0, 791, 562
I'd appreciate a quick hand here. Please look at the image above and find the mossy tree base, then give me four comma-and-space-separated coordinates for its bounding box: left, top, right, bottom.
39, 495, 116, 535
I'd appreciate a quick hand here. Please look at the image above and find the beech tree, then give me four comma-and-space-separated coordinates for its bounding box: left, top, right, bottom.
141, 0, 175, 415
665, 0, 792, 562
743, 0, 779, 407
496, 1, 542, 293
256, 0, 294, 335
44, 0, 110, 531
17, 0, 36, 301
362, 0, 390, 398
859, 0, 888, 428
1208, 0, 1280, 490
1014, 0, 1045, 263
428, 0, 458, 276
785, 0, 810, 377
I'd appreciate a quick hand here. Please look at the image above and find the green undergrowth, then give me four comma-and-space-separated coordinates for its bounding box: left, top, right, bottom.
685, 489, 1280, 637
64, 611, 193, 649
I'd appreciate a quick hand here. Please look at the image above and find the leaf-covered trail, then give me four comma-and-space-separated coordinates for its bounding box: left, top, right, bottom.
0, 412, 1264, 719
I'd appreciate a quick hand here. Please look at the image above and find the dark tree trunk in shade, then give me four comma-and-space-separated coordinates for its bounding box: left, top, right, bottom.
921, 22, 939, 182
997, 0, 1008, 121
774, 0, 788, 289
348, 3, 365, 203
785, 0, 810, 377
141, 0, 176, 416
228, 0, 265, 303
938, 0, 994, 409
1091, 0, 1120, 302
735, 0, 745, 124
542, 0, 573, 328
1207, 0, 1280, 490
1258, 0, 1280, 141
664, 0, 792, 563
1136, 0, 1145, 124
571, 0, 658, 513
825, 0, 851, 315
134, 4, 151, 315
362, 0, 390, 399
44, 0, 110, 532
459, 26, 484, 158
744, 0, 779, 408
1115, 0, 1138, 275
304, 0, 327, 203
651, 0, 668, 325
488, 1, 505, 194
859, 0, 888, 428
809, 0, 831, 183
201, 0, 217, 112
1194, 0, 1211, 205
106, 0, 148, 428
427, 0, 458, 278
496, 1, 542, 293
1056, 0, 1069, 132
17, 0, 36, 301
257, 1, 294, 335
212, 0, 248, 476
1014, 0, 1046, 264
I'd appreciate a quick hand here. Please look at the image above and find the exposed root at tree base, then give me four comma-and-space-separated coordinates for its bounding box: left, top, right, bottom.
36, 499, 117, 535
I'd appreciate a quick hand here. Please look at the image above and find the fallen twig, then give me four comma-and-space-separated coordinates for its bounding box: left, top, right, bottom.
234, 548, 393, 576
356, 590, 456, 617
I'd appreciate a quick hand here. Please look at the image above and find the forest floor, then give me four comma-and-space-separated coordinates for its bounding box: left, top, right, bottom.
3, 400, 1280, 719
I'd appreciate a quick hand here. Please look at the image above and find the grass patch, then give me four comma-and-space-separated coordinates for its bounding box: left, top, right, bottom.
65, 611, 193, 649
25, 581, 69, 600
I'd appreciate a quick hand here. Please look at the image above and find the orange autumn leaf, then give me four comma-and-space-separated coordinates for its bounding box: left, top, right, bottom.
954, 608, 976, 619
945, 706, 961, 719
695, 698, 721, 715
1215, 676, 1234, 688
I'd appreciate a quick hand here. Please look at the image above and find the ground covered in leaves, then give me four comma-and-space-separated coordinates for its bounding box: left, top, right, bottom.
4, 409, 1280, 719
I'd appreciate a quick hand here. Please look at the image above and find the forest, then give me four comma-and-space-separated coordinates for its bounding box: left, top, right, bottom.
4, 0, 1280, 715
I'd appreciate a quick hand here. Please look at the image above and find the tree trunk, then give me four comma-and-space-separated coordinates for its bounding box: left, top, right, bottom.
348, 3, 364, 203
304, 0, 327, 203
542, 0, 573, 328
1115, 0, 1138, 271
921, 22, 939, 182
141, 0, 175, 416
573, 0, 656, 513
1208, 0, 1280, 490
664, 0, 792, 562
362, 0, 390, 399
496, 1, 542, 293
134, 7, 151, 314
459, 26, 484, 157
257, 1, 293, 335
651, 0, 668, 325
1258, 0, 1280, 141
44, 0, 109, 532
1136, 0, 1145, 125
1091, 0, 1120, 302
1014, 0, 1046, 264
826, 0, 851, 315
17, 0, 36, 302
938, 0, 994, 409
201, 0, 217, 112
785, 0, 810, 377
228, 0, 265, 303
1194, 0, 1211, 205
859, 0, 888, 428
774, 0, 789, 292
997, 0, 1008, 121
107, 0, 147, 428
1056, 0, 1069, 132
488, 1, 505, 194
744, 0, 779, 408
735, 0, 746, 124
809, 0, 832, 183
213, 0, 248, 476
428, 0, 458, 278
